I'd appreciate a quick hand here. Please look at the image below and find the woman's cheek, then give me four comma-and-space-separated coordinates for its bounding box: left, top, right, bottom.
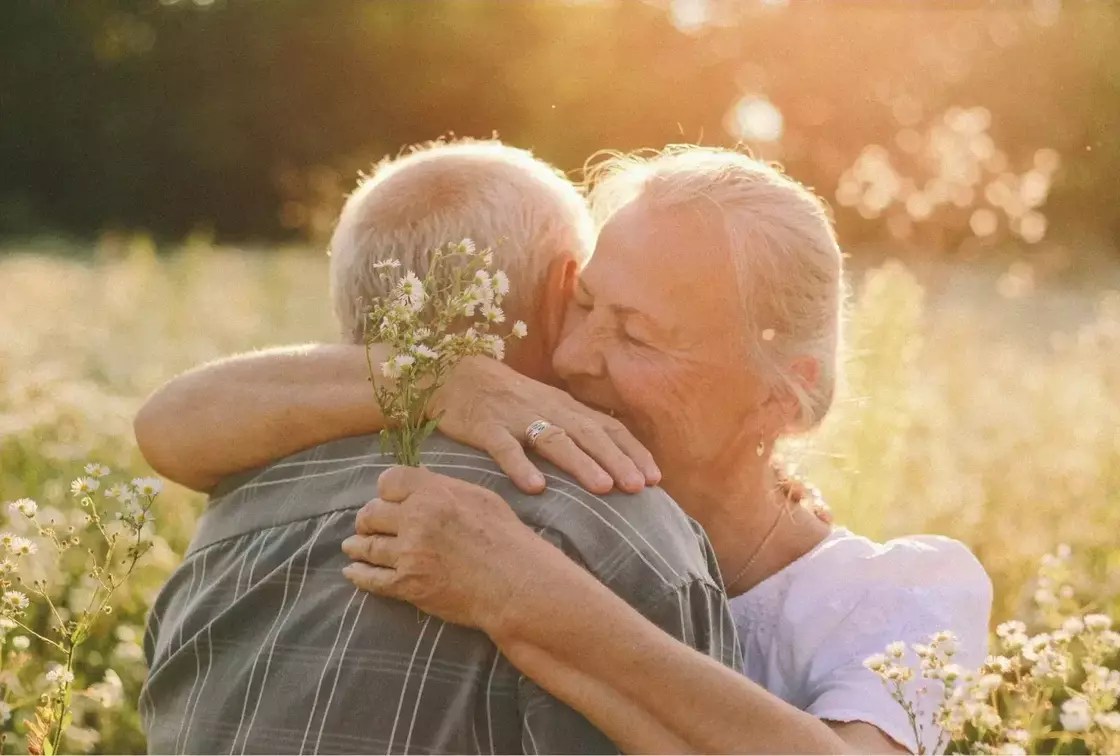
619, 359, 696, 452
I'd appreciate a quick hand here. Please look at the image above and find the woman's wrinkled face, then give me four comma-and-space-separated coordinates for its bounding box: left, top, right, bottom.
552, 200, 770, 482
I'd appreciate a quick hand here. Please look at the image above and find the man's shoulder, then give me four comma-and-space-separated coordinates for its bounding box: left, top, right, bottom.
205, 432, 721, 605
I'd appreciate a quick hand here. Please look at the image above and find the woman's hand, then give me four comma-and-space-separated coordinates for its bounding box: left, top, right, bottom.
430, 356, 659, 494
341, 466, 548, 631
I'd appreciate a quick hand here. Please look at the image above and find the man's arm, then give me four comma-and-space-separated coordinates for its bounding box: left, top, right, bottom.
133, 344, 386, 492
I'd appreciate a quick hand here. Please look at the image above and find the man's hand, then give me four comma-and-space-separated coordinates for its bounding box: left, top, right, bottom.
342, 466, 545, 631
429, 356, 660, 495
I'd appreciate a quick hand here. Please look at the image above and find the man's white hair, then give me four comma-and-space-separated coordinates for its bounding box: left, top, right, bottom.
330, 139, 594, 343
587, 146, 845, 432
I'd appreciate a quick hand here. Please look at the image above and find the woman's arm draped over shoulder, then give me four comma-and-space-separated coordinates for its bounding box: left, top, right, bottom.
344, 468, 902, 755
134, 346, 659, 495
134, 344, 385, 492
486, 537, 857, 755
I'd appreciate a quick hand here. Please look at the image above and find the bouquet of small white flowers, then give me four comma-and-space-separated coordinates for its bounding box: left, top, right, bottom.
362, 239, 527, 466
865, 546, 1120, 755
1, 466, 160, 756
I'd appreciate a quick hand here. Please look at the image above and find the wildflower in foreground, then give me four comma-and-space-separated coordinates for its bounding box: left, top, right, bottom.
70, 477, 100, 496
7, 498, 38, 518
84, 462, 111, 478
493, 270, 510, 296
1060, 697, 1092, 732
45, 666, 75, 688
7, 536, 36, 557
12, 635, 29, 650
131, 477, 163, 496
512, 320, 528, 339
863, 653, 888, 672
1085, 614, 1112, 631
411, 344, 439, 360
2, 590, 29, 613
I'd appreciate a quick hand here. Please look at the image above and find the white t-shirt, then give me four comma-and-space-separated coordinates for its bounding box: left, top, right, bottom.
729, 527, 993, 753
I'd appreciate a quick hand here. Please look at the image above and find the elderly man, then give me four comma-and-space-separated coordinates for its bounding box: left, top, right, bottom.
137, 140, 740, 754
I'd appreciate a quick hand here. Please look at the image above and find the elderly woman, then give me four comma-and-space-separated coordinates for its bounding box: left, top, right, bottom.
137, 147, 992, 753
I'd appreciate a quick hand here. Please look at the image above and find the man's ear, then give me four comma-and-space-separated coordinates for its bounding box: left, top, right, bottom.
538, 253, 580, 354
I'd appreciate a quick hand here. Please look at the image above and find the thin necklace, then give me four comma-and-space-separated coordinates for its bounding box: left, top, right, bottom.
724, 502, 785, 593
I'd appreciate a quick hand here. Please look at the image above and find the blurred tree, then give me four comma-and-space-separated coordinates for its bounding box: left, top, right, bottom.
0, 0, 1116, 255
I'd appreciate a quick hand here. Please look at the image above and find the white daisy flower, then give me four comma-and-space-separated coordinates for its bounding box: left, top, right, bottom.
862, 653, 887, 672
8, 537, 35, 557
886, 641, 906, 658
70, 477, 100, 496
511, 320, 528, 339
481, 303, 505, 324
1097, 711, 1120, 732
45, 666, 75, 687
996, 620, 1026, 638
11, 635, 29, 650
382, 354, 416, 380
372, 259, 401, 270
458, 238, 476, 255
1084, 613, 1112, 631
482, 334, 505, 361
493, 270, 510, 296
84, 463, 111, 478
2, 590, 29, 612
411, 344, 439, 360
1059, 697, 1091, 732
7, 498, 37, 518
397, 271, 426, 312
131, 477, 163, 497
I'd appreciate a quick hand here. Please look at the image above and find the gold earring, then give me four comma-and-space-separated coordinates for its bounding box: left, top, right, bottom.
756, 439, 765, 457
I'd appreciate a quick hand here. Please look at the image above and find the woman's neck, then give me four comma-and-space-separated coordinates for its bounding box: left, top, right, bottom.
663, 456, 831, 597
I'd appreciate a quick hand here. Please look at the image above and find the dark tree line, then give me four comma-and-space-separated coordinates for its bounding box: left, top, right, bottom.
2, 0, 1117, 253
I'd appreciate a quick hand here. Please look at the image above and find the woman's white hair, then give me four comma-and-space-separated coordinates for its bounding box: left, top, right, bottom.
586, 145, 845, 432
330, 139, 594, 343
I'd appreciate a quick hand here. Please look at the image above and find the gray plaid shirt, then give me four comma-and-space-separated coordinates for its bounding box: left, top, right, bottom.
141, 434, 741, 755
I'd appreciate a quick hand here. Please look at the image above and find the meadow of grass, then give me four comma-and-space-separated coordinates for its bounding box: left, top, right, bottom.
1, 239, 1118, 752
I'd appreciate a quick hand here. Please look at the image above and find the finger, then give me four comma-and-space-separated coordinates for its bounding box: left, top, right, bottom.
532, 426, 614, 495
479, 426, 547, 494
355, 498, 401, 536
378, 465, 437, 503
556, 415, 645, 493
342, 534, 401, 568
342, 562, 398, 597
600, 416, 661, 485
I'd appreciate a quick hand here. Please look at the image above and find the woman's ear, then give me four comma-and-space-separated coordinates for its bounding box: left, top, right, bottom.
772, 356, 821, 433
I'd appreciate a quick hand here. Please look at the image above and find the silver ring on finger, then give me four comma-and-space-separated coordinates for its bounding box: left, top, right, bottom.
524, 419, 560, 449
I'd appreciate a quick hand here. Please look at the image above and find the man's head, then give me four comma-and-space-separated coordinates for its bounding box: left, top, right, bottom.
329, 140, 593, 383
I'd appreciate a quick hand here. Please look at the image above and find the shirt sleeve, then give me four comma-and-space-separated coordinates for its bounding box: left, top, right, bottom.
516, 578, 742, 754
796, 536, 994, 754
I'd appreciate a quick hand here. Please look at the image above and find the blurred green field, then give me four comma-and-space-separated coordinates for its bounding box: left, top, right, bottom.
2, 240, 1118, 752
